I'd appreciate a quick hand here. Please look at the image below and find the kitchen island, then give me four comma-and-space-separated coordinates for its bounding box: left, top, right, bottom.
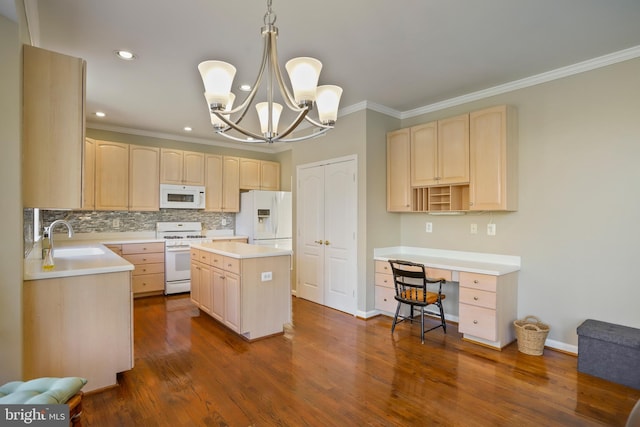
190, 241, 292, 341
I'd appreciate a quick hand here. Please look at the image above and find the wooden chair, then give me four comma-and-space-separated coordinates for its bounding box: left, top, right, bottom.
389, 260, 447, 343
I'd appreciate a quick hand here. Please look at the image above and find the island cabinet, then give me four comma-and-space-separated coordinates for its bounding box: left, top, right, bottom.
23, 271, 133, 392
190, 242, 292, 341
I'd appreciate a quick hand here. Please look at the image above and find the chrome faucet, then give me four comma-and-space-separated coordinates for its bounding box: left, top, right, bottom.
46, 220, 74, 254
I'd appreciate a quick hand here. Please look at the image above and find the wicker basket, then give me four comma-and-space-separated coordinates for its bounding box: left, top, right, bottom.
514, 316, 550, 356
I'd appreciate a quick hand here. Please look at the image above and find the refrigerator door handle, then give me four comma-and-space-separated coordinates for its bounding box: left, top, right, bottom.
272, 194, 279, 236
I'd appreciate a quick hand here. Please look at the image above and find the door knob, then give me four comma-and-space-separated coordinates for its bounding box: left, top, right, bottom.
324, 240, 330, 245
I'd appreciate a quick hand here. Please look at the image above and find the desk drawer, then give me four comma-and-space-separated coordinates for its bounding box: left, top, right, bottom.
425, 268, 452, 282
375, 272, 394, 288
459, 303, 497, 341
375, 286, 397, 313
459, 287, 496, 310
459, 272, 497, 292
375, 260, 392, 274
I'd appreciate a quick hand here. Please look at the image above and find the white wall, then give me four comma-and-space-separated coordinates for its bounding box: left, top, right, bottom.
398, 58, 640, 349
0, 13, 24, 382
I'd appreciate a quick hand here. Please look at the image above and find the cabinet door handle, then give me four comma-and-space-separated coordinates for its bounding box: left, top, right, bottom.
314, 240, 323, 244
473, 296, 479, 301
473, 320, 478, 324
473, 280, 479, 284
324, 240, 330, 246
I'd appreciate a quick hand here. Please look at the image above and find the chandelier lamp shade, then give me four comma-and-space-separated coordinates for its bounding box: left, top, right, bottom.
197, 0, 342, 143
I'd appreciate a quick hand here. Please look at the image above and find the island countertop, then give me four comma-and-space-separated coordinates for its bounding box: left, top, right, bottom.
191, 241, 293, 259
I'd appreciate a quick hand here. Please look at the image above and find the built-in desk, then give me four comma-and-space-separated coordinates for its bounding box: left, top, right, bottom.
374, 247, 520, 350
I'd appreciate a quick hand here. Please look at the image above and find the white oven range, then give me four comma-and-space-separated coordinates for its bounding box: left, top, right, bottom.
156, 222, 212, 295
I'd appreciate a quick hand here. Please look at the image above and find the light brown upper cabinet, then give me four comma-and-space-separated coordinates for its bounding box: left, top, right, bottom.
95, 140, 129, 210
160, 148, 205, 186
469, 105, 518, 211
23, 45, 86, 209
239, 158, 280, 190
129, 145, 160, 211
205, 155, 240, 212
411, 114, 469, 187
82, 138, 96, 210
387, 105, 517, 213
386, 128, 412, 212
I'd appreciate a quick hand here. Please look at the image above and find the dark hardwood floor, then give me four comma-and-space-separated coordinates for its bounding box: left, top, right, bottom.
82, 295, 640, 426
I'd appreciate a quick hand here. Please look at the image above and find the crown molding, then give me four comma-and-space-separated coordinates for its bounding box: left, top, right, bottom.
87, 122, 284, 153
400, 45, 640, 119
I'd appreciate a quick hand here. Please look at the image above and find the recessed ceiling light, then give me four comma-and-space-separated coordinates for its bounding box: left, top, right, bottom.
115, 50, 136, 60
95, 111, 106, 117
239, 84, 251, 92
184, 126, 192, 132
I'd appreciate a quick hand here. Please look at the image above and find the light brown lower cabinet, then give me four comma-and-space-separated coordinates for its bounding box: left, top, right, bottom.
190, 248, 290, 340
108, 242, 165, 297
23, 271, 133, 392
374, 260, 517, 350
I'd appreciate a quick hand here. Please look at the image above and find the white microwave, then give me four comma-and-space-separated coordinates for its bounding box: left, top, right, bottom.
160, 184, 206, 209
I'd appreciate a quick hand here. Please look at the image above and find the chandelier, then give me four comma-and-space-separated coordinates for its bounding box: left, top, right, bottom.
198, 0, 343, 144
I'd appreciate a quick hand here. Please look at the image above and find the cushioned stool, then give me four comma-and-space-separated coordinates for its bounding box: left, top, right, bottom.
577, 319, 640, 390
0, 377, 87, 426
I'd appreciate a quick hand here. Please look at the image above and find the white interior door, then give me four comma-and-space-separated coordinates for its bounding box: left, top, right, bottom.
297, 166, 324, 303
297, 157, 357, 314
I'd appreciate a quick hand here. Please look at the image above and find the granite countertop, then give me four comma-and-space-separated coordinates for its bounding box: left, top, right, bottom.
192, 241, 293, 259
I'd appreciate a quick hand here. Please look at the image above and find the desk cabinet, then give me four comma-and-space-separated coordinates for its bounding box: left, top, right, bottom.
458, 271, 517, 348
374, 259, 517, 350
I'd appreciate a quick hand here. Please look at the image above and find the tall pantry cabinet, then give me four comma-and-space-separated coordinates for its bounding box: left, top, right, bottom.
23, 45, 86, 209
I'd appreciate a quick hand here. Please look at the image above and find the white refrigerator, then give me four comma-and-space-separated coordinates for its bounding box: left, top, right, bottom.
236, 190, 292, 249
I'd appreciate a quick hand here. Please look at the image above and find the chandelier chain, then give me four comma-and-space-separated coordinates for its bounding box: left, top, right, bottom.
264, 0, 276, 25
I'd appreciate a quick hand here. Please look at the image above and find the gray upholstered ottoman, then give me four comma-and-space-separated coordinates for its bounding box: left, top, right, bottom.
577, 319, 640, 390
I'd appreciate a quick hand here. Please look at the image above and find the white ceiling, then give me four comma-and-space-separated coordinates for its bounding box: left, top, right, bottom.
27, 0, 640, 150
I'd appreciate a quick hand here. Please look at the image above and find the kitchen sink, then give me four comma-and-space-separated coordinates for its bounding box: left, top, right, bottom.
54, 247, 106, 258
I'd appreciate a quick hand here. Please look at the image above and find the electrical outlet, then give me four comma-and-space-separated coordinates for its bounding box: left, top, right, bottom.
221, 218, 227, 226
425, 222, 433, 233
112, 218, 120, 228
487, 223, 496, 236
470, 223, 478, 234
261, 271, 272, 281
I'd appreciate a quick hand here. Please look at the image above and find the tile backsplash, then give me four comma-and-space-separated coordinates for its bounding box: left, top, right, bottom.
41, 209, 235, 234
